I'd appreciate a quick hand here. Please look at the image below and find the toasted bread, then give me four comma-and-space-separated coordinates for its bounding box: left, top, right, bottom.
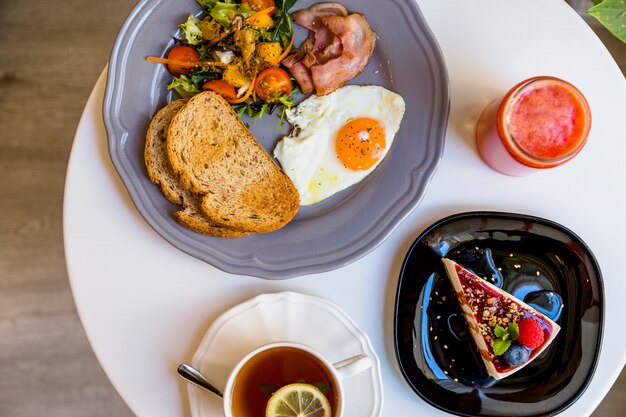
172, 195, 250, 238
145, 100, 189, 204
166, 91, 300, 233
144, 99, 249, 238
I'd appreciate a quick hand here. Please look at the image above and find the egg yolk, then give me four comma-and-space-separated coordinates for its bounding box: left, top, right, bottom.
336, 117, 386, 170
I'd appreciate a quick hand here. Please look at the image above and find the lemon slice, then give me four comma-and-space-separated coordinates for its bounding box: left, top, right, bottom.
265, 383, 332, 417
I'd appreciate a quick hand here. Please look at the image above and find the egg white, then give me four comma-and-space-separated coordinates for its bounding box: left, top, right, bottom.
274, 85, 406, 206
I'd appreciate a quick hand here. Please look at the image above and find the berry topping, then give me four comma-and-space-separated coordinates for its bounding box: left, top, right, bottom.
503, 342, 530, 366
517, 318, 545, 348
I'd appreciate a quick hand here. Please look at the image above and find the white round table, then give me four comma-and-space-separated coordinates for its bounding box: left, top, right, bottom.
65, 0, 626, 415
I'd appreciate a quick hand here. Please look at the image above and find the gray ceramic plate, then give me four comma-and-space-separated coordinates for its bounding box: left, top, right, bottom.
103, 0, 449, 279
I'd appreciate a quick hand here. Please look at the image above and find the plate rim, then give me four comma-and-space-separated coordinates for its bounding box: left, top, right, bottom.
101, 0, 450, 279
393, 210, 605, 417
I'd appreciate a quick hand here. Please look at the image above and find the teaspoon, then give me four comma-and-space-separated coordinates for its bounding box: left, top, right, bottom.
177, 363, 224, 398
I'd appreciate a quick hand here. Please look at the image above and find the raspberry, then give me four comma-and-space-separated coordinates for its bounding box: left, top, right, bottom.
516, 318, 545, 348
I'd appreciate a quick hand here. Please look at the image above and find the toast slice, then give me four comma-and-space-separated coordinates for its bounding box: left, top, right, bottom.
166, 91, 300, 233
145, 99, 189, 204
172, 196, 249, 238
144, 99, 248, 238
441, 258, 560, 380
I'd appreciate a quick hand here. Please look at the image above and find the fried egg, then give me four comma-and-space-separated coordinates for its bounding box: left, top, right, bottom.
274, 85, 405, 205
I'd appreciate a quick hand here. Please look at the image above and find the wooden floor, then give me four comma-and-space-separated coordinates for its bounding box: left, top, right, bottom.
0, 1, 623, 416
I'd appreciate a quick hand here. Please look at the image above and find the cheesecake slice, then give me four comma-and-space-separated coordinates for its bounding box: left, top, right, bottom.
441, 258, 560, 380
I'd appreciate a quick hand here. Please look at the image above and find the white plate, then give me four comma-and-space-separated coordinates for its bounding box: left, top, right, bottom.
188, 292, 383, 417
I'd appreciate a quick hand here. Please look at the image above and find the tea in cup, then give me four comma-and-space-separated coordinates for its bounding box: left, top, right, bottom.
223, 341, 372, 417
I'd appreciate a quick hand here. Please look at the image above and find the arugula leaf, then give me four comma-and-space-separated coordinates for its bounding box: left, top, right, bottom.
586, 0, 626, 43
234, 89, 297, 127
276, 0, 297, 11
270, 0, 296, 48
236, 99, 270, 120
277, 99, 294, 126
493, 338, 512, 356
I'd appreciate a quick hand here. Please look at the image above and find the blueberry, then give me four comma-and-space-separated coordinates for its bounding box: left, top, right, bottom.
503, 342, 530, 366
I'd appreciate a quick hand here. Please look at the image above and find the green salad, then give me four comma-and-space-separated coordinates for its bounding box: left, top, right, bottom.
147, 0, 299, 122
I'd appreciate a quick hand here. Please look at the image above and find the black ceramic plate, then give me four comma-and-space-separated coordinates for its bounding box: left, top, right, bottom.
394, 212, 604, 417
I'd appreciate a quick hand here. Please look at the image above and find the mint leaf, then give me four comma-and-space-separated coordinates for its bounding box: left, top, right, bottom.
494, 325, 508, 339
508, 322, 519, 341
493, 338, 512, 356
586, 0, 626, 43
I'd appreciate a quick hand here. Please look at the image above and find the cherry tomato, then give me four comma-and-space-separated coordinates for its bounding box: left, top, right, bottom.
166, 46, 200, 77
242, 0, 275, 12
254, 67, 292, 102
202, 80, 238, 102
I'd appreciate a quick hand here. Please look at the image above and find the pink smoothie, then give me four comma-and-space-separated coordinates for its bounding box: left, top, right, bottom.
476, 76, 591, 176
508, 82, 588, 159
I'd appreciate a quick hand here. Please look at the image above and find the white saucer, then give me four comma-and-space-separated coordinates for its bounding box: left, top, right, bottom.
188, 292, 383, 417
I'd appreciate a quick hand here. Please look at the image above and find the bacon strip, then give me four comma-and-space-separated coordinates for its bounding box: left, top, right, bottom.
282, 50, 315, 94
287, 62, 315, 94
310, 14, 375, 95
284, 4, 375, 96
291, 2, 348, 30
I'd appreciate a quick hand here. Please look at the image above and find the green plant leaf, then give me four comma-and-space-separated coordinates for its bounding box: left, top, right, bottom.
494, 325, 508, 339
179, 14, 204, 45
508, 322, 519, 341
587, 0, 626, 43
168, 75, 201, 98
493, 338, 512, 356
196, 0, 219, 12
210, 1, 254, 27
276, 0, 297, 11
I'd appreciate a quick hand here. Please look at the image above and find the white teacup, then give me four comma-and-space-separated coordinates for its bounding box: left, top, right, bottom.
223, 341, 372, 417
